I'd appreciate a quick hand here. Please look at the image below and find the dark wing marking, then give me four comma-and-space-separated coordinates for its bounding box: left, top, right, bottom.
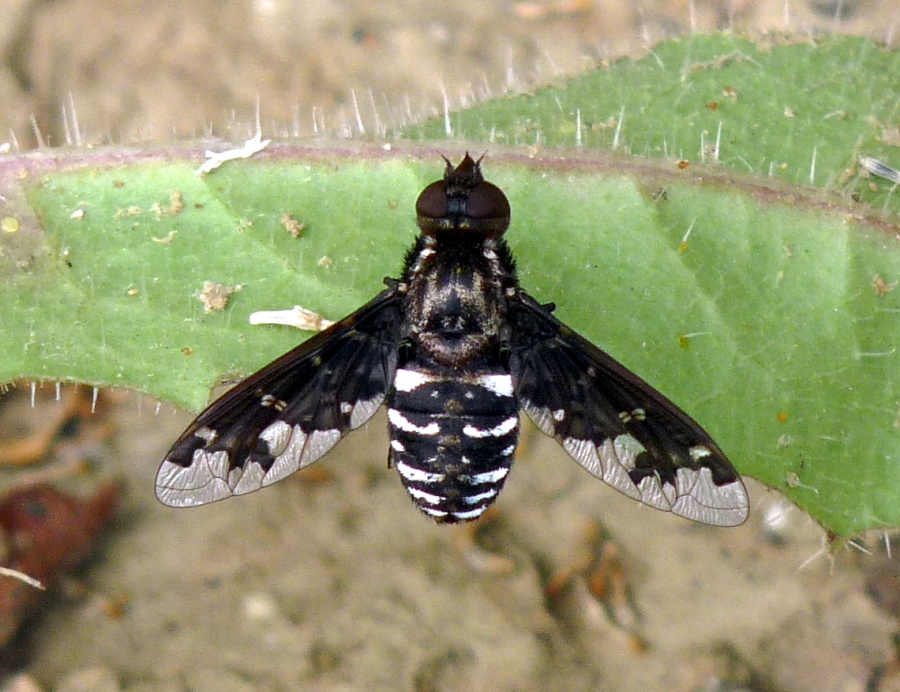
156, 289, 401, 507
508, 292, 748, 526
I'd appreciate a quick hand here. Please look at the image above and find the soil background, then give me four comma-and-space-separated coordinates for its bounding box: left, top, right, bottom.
2, 1, 900, 691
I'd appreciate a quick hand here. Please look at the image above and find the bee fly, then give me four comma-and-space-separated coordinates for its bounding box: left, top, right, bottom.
157, 154, 749, 526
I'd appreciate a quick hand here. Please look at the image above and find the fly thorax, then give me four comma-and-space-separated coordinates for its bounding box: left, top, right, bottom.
405, 243, 506, 367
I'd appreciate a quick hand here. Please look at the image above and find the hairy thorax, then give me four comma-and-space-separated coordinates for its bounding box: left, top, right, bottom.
404, 240, 507, 367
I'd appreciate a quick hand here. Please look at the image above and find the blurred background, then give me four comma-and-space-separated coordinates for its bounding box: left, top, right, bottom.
0, 0, 897, 147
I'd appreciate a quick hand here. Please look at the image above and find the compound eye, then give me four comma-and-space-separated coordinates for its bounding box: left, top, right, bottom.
415, 181, 448, 220
465, 182, 510, 221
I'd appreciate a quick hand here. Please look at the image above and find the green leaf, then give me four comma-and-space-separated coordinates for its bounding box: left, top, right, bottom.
410, 33, 900, 214
8, 158, 422, 409
1, 33, 898, 538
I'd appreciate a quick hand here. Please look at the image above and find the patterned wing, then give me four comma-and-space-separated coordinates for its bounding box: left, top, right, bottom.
156, 289, 401, 507
508, 292, 748, 526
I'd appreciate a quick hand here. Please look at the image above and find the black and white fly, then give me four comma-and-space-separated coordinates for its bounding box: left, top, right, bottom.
157, 155, 749, 526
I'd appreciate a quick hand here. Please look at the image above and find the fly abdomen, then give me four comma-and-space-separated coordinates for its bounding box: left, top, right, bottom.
387, 363, 519, 523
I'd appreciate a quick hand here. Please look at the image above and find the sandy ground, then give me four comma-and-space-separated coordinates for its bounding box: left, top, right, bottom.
2, 1, 900, 691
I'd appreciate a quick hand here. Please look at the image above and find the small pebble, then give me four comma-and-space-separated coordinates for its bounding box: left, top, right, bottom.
1, 673, 44, 692
242, 590, 280, 621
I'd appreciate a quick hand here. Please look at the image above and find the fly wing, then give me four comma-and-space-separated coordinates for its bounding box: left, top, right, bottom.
156, 289, 401, 507
508, 292, 748, 526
